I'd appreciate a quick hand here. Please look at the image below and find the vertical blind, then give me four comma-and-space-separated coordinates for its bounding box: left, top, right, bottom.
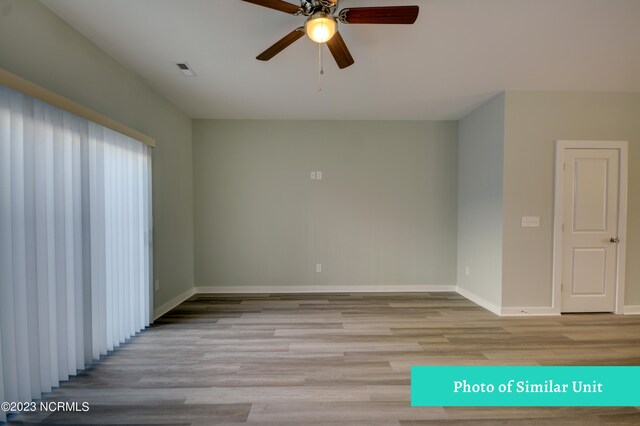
0, 85, 152, 417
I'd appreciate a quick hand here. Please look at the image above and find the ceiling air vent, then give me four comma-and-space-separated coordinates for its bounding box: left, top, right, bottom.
176, 62, 196, 77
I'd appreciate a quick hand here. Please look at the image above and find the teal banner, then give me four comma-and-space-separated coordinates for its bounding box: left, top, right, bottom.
411, 366, 640, 406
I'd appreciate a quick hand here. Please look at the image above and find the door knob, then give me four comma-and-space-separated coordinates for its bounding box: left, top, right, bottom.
610, 237, 620, 243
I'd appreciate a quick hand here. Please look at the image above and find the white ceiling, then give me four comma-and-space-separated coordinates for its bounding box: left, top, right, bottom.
41, 0, 640, 120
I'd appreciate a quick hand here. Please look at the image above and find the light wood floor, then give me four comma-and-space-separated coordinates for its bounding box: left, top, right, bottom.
9, 292, 640, 425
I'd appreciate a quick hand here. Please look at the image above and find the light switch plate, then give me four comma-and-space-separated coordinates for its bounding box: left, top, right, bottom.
310, 171, 316, 180
316, 171, 322, 180
522, 216, 541, 227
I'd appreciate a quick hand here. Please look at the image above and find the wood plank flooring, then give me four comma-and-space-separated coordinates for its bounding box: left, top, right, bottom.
8, 292, 640, 425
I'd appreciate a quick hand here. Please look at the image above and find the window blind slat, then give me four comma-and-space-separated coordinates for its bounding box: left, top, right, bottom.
0, 87, 20, 404
44, 105, 60, 386
10, 90, 33, 402
22, 97, 43, 399
34, 100, 52, 394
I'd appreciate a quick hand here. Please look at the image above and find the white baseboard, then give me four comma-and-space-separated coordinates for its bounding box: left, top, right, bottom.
153, 287, 195, 320
195, 285, 457, 294
500, 306, 560, 316
624, 305, 640, 315
455, 286, 501, 316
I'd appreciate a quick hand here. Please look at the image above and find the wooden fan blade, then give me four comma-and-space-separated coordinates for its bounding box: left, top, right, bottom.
327, 31, 354, 69
341, 6, 419, 24
257, 27, 305, 61
241, 0, 302, 15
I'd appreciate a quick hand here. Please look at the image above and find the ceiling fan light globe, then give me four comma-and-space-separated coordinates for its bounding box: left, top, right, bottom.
305, 14, 337, 43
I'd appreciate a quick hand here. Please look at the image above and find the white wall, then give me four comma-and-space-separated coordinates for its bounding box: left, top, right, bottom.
193, 120, 458, 289
0, 0, 195, 308
457, 94, 505, 310
502, 92, 640, 308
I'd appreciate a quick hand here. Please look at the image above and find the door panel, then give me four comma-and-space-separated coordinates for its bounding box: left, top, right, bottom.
571, 248, 606, 295
562, 149, 619, 312
573, 159, 608, 232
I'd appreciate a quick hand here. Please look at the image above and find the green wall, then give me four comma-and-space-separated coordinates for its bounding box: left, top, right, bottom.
502, 92, 640, 308
193, 120, 458, 288
457, 94, 505, 311
0, 0, 195, 309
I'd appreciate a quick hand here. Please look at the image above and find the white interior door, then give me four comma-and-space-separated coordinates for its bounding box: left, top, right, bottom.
561, 149, 620, 312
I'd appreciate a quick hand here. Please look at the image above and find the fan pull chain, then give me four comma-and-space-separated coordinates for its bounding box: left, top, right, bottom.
317, 43, 324, 92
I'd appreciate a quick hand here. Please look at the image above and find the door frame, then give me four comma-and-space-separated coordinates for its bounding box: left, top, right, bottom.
552, 140, 628, 314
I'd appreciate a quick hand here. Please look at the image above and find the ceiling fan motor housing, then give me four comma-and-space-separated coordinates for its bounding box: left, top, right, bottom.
300, 0, 338, 16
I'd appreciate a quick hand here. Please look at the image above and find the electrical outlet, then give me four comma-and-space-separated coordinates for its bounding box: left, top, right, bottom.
465, 267, 470, 277
316, 171, 322, 180
310, 171, 316, 180
316, 264, 322, 273
154, 280, 160, 291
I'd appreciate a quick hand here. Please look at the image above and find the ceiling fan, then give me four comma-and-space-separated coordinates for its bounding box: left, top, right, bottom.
242, 0, 419, 69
